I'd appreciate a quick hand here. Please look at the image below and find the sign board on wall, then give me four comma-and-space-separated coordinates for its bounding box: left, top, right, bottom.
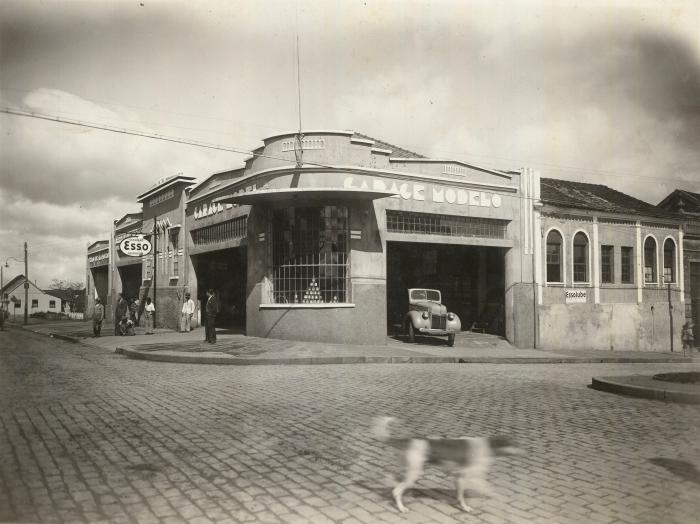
343, 176, 504, 208
565, 289, 587, 304
119, 236, 152, 257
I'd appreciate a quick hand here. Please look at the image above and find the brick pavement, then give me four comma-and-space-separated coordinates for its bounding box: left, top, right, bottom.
1, 326, 700, 523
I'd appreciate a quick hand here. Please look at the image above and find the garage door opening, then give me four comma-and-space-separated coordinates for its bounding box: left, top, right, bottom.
192, 247, 246, 331
387, 242, 506, 337
90, 266, 109, 303
117, 264, 142, 303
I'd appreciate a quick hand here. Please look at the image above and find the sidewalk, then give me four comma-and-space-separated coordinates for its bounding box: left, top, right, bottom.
14, 318, 698, 366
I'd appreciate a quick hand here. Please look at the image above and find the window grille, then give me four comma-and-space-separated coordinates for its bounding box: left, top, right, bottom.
573, 233, 588, 282
386, 210, 507, 239
621, 246, 634, 284
601, 245, 614, 284
644, 237, 657, 283
546, 231, 563, 283
663, 239, 675, 283
191, 216, 247, 245
270, 206, 349, 304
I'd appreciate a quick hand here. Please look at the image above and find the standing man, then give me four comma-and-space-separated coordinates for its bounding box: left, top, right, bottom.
93, 298, 105, 337
205, 289, 218, 343
114, 293, 128, 336
181, 292, 195, 332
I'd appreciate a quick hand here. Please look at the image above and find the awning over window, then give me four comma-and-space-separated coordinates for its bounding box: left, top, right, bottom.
212, 187, 398, 206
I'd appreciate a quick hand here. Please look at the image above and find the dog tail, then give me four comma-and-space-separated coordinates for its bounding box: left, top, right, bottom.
372, 416, 396, 441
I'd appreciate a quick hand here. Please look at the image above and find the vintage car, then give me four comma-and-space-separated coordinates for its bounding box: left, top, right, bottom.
404, 288, 461, 346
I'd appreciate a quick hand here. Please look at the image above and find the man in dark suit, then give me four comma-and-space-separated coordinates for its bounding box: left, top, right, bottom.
205, 289, 219, 343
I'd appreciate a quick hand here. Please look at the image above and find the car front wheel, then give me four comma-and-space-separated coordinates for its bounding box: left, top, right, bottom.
407, 322, 415, 343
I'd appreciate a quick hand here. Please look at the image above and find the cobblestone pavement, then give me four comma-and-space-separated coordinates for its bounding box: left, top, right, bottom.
2, 327, 700, 524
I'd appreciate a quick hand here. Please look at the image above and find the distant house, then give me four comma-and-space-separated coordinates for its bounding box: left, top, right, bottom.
43, 288, 86, 314
0, 275, 63, 319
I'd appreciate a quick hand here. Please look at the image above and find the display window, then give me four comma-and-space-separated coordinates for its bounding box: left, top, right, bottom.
270, 206, 349, 304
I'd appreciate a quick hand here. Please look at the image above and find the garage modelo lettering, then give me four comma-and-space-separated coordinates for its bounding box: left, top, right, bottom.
343, 177, 502, 208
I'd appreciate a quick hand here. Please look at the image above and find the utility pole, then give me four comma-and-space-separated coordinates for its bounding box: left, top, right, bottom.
152, 217, 158, 329
668, 282, 674, 352
24, 242, 28, 326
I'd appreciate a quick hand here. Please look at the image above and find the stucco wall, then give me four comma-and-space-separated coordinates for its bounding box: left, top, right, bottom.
539, 303, 684, 351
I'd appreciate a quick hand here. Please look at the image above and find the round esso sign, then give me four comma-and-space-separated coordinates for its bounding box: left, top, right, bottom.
119, 236, 152, 257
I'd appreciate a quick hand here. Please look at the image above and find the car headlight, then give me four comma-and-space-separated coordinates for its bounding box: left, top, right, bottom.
421, 311, 429, 319
447, 313, 455, 321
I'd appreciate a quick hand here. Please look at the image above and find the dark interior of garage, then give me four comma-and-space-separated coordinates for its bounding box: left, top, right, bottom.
90, 266, 109, 303
386, 242, 505, 336
193, 247, 246, 330
117, 264, 142, 303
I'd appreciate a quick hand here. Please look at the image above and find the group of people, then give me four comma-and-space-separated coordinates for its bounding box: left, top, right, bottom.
92, 293, 155, 337
91, 289, 218, 341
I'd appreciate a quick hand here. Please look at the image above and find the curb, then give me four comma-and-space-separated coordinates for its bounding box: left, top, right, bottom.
117, 346, 695, 366
591, 376, 700, 404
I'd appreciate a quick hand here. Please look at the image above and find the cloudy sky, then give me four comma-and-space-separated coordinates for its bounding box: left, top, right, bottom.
1, 0, 699, 287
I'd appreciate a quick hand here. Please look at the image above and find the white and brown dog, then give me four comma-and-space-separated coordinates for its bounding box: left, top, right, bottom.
373, 417, 522, 513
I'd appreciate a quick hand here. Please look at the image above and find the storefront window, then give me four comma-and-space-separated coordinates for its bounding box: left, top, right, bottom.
663, 238, 675, 283
573, 232, 589, 283
621, 246, 634, 284
546, 230, 563, 283
270, 206, 349, 304
644, 236, 657, 284
601, 245, 614, 284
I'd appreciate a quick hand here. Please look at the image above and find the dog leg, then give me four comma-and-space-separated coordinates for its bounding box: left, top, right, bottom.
392, 439, 427, 513
456, 476, 474, 513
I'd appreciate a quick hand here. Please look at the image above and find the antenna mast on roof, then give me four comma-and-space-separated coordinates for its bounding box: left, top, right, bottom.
294, 3, 304, 169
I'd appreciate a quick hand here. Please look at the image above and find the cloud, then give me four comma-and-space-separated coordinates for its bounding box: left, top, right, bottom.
0, 88, 241, 207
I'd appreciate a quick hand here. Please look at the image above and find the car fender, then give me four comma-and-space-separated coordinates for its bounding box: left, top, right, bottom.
446, 314, 461, 332
406, 310, 429, 329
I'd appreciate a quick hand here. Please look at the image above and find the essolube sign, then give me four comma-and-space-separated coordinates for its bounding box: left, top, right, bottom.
119, 236, 152, 257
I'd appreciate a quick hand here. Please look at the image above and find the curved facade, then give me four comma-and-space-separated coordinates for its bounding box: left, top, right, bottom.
86, 130, 686, 351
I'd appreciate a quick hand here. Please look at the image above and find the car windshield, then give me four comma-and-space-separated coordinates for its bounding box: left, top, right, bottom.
411, 289, 440, 302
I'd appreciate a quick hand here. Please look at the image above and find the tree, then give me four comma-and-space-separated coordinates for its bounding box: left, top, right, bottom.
46, 280, 86, 313
48, 279, 83, 291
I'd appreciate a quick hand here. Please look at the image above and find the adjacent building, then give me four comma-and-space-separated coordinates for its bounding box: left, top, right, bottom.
657, 189, 700, 343
87, 130, 687, 351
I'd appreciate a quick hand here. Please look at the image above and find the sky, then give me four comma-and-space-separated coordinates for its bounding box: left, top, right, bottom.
1, 0, 699, 287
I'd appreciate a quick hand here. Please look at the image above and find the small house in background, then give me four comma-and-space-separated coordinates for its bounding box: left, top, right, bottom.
43, 288, 86, 317
0, 275, 64, 320
657, 189, 700, 340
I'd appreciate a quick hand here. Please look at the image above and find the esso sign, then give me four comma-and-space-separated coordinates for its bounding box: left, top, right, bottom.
119, 236, 152, 257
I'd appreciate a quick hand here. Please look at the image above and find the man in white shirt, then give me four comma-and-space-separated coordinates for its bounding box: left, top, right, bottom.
181, 292, 195, 332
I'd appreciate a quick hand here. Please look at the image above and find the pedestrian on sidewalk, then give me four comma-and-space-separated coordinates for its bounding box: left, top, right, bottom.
682, 321, 694, 352
205, 289, 219, 343
144, 297, 155, 335
181, 292, 195, 332
114, 293, 128, 336
93, 299, 105, 337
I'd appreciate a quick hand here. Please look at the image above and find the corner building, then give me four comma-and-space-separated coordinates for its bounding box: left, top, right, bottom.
88, 130, 685, 350
200, 131, 537, 347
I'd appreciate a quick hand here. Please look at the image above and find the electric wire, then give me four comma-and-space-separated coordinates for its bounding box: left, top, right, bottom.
0, 107, 692, 217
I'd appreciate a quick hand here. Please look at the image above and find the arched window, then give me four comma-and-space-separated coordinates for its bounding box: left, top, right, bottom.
644, 236, 657, 284
546, 230, 563, 283
663, 238, 676, 283
573, 232, 589, 283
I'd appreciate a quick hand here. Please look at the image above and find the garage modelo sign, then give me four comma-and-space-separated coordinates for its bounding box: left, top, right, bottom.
119, 236, 152, 257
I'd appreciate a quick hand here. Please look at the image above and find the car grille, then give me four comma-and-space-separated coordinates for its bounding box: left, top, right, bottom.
431, 315, 446, 330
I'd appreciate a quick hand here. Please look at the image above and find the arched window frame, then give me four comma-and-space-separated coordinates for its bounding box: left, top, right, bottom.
662, 236, 677, 284
643, 234, 658, 285
571, 229, 591, 285
544, 227, 566, 285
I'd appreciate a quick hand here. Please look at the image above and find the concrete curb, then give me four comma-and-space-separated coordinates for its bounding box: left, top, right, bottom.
591, 376, 700, 404
117, 345, 694, 366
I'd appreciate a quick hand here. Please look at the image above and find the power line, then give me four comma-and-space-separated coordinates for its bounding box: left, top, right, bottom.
0, 107, 688, 213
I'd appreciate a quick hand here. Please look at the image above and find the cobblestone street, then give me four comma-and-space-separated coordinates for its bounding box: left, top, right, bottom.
1, 327, 700, 524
